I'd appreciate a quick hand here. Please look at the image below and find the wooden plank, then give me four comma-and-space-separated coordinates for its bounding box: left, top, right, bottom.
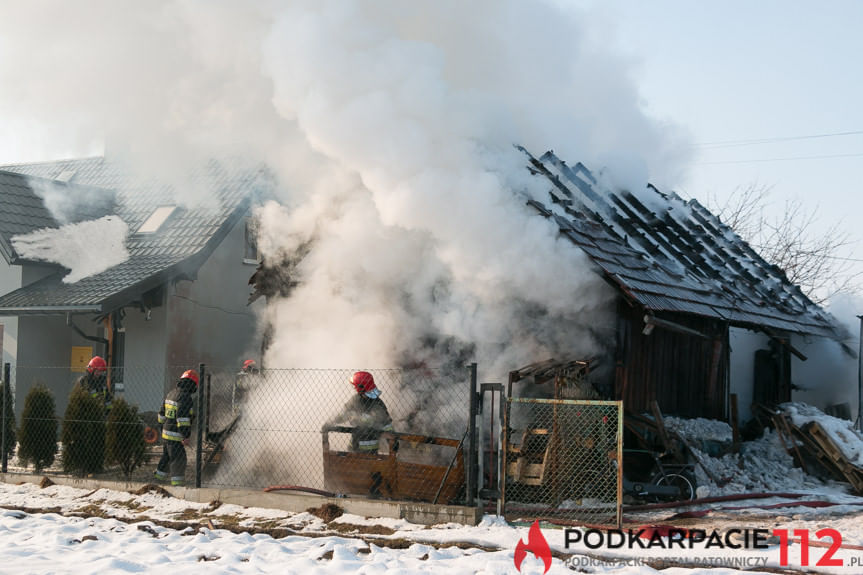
804, 422, 863, 493
773, 414, 808, 474
807, 422, 845, 462
649, 400, 684, 463
650, 399, 725, 486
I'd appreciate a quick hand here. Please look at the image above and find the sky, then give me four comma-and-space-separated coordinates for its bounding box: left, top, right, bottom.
576, 0, 863, 300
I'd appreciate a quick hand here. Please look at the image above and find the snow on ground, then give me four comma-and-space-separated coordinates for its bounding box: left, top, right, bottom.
3, 480, 863, 573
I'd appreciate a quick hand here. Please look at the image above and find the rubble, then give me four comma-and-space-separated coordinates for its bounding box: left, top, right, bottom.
668, 403, 863, 498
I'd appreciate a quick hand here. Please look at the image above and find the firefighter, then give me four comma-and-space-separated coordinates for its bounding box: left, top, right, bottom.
232, 358, 259, 412
322, 371, 394, 453
76, 356, 112, 413
241, 359, 259, 374
154, 369, 198, 486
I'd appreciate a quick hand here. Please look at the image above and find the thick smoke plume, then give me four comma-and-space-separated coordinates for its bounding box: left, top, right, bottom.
0, 1, 690, 480
0, 1, 688, 376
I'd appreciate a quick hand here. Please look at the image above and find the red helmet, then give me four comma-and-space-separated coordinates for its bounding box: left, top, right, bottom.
242, 359, 256, 371
87, 356, 107, 374
350, 371, 376, 394
181, 369, 199, 387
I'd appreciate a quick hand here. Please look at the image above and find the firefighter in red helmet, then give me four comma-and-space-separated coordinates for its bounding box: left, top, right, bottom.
232, 358, 260, 413
322, 371, 394, 453
241, 359, 259, 374
154, 369, 198, 486
75, 356, 113, 413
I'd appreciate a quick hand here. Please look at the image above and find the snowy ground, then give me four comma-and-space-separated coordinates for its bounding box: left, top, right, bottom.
3, 479, 863, 574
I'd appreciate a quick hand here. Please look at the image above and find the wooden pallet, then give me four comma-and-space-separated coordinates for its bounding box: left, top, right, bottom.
772, 413, 849, 486
805, 422, 863, 493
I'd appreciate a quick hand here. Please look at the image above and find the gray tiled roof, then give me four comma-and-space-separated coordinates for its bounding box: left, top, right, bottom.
0, 157, 270, 314
521, 147, 840, 338
0, 171, 115, 263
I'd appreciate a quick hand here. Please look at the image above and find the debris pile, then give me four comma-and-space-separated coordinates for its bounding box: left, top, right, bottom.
765, 403, 863, 494
671, 402, 863, 497
687, 430, 820, 496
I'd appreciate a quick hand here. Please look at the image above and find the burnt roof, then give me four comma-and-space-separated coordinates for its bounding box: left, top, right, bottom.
521, 147, 840, 338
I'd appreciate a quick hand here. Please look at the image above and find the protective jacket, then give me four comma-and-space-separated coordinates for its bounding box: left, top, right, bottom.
76, 372, 112, 412
158, 384, 195, 442
328, 394, 394, 452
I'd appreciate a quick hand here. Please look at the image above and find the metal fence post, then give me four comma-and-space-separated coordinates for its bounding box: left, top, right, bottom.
205, 373, 212, 438
497, 384, 504, 516
467, 362, 478, 507
1, 362, 8, 473
195, 363, 205, 488
857, 315, 862, 431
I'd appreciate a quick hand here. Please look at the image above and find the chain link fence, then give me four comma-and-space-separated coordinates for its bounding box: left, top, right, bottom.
503, 398, 622, 527
1, 363, 471, 505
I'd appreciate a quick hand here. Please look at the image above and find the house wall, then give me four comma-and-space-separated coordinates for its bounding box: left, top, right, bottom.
120, 302, 170, 413
614, 303, 729, 420
15, 313, 105, 418
165, 214, 263, 372
0, 261, 21, 370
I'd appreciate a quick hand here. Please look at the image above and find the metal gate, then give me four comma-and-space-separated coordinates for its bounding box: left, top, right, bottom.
502, 398, 622, 526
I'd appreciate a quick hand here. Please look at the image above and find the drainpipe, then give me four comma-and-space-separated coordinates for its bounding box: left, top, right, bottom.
66, 313, 109, 355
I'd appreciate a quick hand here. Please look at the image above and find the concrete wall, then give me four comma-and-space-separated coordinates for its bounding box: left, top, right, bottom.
165, 214, 263, 372
15, 313, 105, 418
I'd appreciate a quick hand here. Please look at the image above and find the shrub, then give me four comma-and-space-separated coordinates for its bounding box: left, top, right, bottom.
1, 377, 15, 460
61, 383, 105, 476
106, 398, 147, 479
17, 384, 58, 472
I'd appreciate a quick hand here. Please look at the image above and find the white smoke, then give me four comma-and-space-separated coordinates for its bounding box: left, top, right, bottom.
11, 216, 129, 283
1, 1, 692, 478
253, 1, 690, 379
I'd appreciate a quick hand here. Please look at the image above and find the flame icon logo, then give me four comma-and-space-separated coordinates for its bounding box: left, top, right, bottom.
514, 519, 552, 574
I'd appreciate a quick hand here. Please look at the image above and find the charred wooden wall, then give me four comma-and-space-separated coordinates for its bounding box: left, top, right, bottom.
614, 301, 729, 420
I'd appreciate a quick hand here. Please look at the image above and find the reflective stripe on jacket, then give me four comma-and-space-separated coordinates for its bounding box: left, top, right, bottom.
159, 387, 195, 442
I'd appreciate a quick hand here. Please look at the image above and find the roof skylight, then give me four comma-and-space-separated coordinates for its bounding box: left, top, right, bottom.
137, 205, 176, 234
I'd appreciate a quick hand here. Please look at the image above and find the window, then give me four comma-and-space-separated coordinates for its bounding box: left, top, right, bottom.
244, 217, 260, 263
137, 206, 176, 234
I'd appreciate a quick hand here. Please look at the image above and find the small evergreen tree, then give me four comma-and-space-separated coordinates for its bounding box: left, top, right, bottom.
1, 377, 15, 461
106, 398, 146, 479
17, 384, 58, 472
61, 383, 105, 476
